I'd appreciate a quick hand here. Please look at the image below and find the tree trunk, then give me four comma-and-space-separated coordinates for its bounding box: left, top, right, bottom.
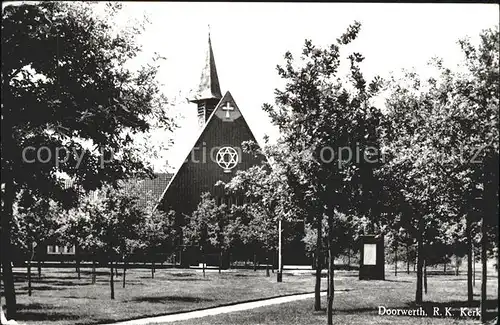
92, 259, 96, 284
110, 260, 115, 300
394, 242, 398, 276
202, 253, 206, 278
423, 258, 427, 295
271, 249, 275, 273
480, 217, 487, 323
277, 219, 283, 283
219, 250, 222, 274
327, 243, 335, 325
455, 255, 460, 276
406, 243, 410, 274
314, 217, 322, 311
76, 243, 81, 280
444, 260, 447, 274
122, 259, 127, 288
415, 218, 424, 304
28, 258, 32, 297
38, 260, 42, 279
347, 248, 351, 267
253, 252, 257, 271
151, 261, 155, 279
266, 249, 270, 277
1, 172, 17, 319
327, 251, 330, 299
473, 249, 476, 287
467, 216, 473, 305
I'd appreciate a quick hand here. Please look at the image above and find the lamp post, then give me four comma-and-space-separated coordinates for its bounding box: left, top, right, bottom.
277, 217, 283, 282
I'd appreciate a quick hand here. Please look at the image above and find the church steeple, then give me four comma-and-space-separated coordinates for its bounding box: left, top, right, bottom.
189, 28, 222, 128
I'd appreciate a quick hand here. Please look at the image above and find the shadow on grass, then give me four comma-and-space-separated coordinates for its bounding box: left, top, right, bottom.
441, 277, 474, 281
383, 279, 413, 283
14, 273, 83, 280
18, 280, 95, 289
167, 278, 210, 282
132, 296, 214, 303
170, 273, 196, 277
338, 272, 366, 278
16, 311, 79, 322
60, 295, 101, 300
40, 279, 100, 286
18, 285, 68, 292
17, 302, 47, 310
336, 307, 375, 313
80, 270, 111, 276
16, 303, 80, 322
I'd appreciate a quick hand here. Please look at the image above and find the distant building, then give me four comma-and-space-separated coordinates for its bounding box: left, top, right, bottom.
42, 173, 173, 261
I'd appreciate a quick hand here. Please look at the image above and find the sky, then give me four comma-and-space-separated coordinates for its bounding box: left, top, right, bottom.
118, 2, 498, 173
6, 2, 498, 173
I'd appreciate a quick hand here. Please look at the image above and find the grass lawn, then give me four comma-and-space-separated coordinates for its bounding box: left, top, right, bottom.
6, 266, 327, 325
4, 266, 498, 325
171, 271, 498, 325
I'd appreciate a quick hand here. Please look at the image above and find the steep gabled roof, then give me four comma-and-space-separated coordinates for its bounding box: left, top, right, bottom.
154, 91, 262, 212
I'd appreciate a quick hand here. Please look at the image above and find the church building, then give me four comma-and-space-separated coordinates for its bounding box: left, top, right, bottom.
154, 33, 310, 267
156, 34, 266, 218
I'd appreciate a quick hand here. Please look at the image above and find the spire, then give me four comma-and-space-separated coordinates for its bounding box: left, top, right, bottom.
189, 28, 222, 103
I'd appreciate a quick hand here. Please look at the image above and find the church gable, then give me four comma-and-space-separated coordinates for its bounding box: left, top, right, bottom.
214, 92, 242, 122
158, 91, 265, 217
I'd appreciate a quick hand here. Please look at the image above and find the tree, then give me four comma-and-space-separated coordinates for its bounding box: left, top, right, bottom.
58, 189, 108, 285
263, 21, 384, 323
11, 193, 61, 296
207, 203, 231, 274
221, 159, 300, 279
84, 182, 151, 299
56, 201, 92, 281
381, 27, 498, 311
442, 27, 499, 320
382, 69, 456, 304
1, 1, 173, 316
183, 193, 226, 277
140, 209, 177, 280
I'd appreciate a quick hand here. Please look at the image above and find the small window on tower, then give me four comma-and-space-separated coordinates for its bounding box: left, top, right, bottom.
198, 104, 206, 127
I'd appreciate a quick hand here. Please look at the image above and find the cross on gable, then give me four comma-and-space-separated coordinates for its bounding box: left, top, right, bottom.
222, 102, 234, 118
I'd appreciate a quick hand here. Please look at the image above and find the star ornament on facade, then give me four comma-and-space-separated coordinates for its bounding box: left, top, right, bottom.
216, 147, 239, 173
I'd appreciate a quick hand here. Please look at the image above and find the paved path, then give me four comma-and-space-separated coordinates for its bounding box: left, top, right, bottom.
106, 291, 329, 325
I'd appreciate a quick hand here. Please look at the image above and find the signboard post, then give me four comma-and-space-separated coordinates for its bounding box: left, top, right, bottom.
359, 235, 385, 280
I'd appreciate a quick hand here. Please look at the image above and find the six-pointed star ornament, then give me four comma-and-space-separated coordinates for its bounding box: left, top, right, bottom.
216, 147, 239, 173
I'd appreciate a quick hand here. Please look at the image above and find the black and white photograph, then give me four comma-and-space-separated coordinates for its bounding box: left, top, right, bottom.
1, 2, 499, 325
